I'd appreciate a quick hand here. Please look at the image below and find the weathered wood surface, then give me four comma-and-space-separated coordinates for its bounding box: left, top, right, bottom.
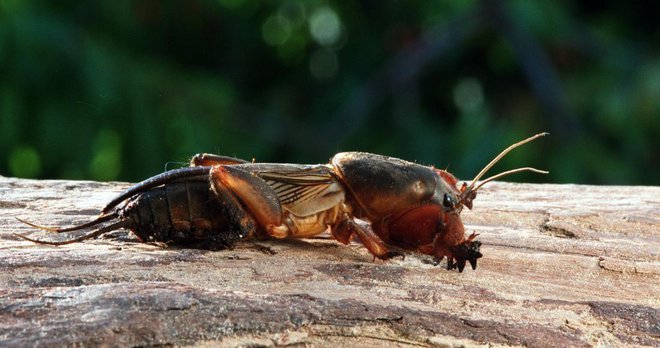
0, 176, 658, 347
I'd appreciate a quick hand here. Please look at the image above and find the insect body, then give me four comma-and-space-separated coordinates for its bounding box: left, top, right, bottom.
17, 134, 548, 272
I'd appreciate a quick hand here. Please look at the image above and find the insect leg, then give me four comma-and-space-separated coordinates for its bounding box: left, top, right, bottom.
209, 165, 290, 238
332, 219, 404, 260
190, 153, 248, 167
206, 178, 258, 241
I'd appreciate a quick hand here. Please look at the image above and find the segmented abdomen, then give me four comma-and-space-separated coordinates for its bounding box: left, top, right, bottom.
119, 179, 245, 249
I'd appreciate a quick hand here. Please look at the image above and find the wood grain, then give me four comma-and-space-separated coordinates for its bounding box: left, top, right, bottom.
1, 176, 658, 347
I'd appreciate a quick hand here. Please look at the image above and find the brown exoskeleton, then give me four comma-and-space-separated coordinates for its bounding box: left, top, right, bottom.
16, 133, 547, 272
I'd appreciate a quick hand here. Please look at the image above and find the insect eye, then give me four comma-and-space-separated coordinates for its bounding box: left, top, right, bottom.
442, 193, 456, 210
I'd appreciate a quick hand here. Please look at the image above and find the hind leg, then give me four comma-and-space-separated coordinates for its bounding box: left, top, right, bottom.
208, 178, 258, 241
209, 165, 293, 239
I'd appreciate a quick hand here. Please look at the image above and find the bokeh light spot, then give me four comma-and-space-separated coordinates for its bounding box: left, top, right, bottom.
309, 7, 341, 46
89, 129, 122, 181
453, 77, 484, 113
262, 14, 292, 46
8, 146, 41, 178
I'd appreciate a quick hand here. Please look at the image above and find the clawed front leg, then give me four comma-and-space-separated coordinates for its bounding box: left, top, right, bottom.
421, 233, 482, 272
332, 218, 404, 260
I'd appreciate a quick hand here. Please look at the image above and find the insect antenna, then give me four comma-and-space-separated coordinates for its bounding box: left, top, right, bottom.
459, 133, 548, 207
14, 219, 129, 246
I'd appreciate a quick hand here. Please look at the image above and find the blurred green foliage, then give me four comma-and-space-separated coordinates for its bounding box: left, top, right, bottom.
0, 1, 658, 184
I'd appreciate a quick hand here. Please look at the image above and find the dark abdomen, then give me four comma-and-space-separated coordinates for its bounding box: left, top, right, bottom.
120, 179, 246, 249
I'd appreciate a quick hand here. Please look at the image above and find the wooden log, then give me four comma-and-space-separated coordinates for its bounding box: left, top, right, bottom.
0, 176, 658, 347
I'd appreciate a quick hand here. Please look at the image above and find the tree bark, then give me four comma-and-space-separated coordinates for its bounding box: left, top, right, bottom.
1, 176, 658, 347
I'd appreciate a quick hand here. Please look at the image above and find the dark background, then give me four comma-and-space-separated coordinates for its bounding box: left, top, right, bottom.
1, 1, 658, 185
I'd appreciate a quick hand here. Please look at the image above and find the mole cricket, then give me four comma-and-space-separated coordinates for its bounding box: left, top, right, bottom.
17, 133, 548, 272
